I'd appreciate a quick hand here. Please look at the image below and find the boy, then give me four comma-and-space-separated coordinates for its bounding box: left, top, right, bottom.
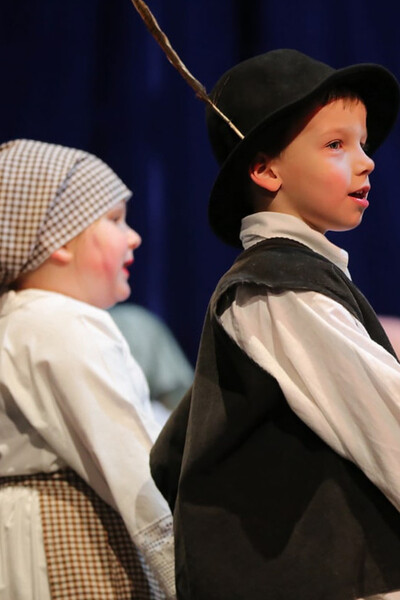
0, 139, 175, 599
150, 49, 400, 599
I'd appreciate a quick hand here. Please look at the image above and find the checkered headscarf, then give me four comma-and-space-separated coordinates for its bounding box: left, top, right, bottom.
0, 139, 132, 288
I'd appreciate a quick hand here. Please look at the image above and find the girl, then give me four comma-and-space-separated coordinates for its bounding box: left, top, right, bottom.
0, 139, 175, 600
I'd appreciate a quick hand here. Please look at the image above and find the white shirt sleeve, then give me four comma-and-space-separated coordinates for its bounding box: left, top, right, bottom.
2, 303, 175, 598
220, 286, 400, 513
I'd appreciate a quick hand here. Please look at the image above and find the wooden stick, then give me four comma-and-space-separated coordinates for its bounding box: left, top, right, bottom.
130, 0, 244, 139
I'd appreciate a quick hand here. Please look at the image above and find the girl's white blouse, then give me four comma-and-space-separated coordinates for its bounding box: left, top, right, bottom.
0, 289, 175, 599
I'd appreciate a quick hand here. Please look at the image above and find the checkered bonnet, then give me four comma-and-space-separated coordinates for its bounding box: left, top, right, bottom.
0, 139, 132, 288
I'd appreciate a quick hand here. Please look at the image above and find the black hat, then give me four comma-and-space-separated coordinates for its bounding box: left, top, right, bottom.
206, 48, 400, 247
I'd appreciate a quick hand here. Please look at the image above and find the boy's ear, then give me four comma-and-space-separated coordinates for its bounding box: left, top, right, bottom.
249, 152, 282, 193
50, 246, 73, 265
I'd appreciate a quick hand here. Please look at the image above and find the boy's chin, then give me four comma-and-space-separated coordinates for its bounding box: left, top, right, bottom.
325, 214, 365, 234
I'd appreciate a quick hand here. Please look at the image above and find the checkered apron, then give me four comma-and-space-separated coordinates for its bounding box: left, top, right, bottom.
0, 469, 165, 599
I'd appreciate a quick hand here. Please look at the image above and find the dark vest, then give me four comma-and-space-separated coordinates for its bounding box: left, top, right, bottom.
151, 238, 400, 600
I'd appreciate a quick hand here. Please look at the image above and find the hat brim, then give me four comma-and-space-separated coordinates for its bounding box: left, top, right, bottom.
208, 63, 400, 247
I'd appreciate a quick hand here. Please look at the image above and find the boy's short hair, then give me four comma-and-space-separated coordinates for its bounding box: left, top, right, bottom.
205, 49, 400, 247
0, 139, 131, 289
255, 87, 363, 160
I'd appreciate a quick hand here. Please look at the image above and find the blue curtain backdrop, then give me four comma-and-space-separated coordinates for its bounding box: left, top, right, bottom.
0, 0, 399, 365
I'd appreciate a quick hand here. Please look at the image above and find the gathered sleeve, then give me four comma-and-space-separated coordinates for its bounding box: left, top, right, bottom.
2, 304, 176, 598
220, 286, 400, 513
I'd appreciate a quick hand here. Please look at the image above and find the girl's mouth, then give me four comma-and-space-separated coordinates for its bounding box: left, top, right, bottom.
122, 258, 133, 277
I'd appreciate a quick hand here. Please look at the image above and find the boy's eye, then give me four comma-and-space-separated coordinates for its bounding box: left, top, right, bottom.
327, 140, 341, 150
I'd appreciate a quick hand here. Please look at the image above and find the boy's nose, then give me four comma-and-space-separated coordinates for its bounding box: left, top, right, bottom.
360, 150, 375, 175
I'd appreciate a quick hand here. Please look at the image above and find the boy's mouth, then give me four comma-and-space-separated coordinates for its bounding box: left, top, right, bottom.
349, 185, 370, 200
349, 185, 370, 208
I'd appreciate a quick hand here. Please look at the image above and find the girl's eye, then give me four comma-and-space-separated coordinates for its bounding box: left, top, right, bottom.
327, 140, 341, 150
109, 213, 123, 223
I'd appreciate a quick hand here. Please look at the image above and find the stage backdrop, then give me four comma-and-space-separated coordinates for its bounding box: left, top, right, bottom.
0, 0, 399, 365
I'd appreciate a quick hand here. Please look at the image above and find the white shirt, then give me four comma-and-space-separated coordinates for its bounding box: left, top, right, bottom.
0, 289, 175, 598
221, 212, 400, 514
221, 213, 400, 600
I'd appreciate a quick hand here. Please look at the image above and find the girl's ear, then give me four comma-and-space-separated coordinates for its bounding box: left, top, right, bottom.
50, 246, 73, 265
249, 152, 282, 193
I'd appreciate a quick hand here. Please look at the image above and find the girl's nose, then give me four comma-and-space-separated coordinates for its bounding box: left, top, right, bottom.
127, 226, 142, 250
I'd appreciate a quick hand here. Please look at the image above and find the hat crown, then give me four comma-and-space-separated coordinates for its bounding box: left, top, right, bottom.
207, 49, 335, 165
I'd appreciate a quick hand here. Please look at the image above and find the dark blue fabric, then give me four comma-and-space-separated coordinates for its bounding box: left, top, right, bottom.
0, 0, 399, 364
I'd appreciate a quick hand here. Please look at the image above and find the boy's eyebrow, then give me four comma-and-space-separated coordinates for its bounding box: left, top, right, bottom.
317, 125, 368, 139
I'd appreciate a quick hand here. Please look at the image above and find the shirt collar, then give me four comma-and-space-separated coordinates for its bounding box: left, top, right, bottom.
240, 212, 351, 277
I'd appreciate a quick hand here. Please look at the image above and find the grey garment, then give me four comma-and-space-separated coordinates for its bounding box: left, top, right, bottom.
108, 304, 194, 411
